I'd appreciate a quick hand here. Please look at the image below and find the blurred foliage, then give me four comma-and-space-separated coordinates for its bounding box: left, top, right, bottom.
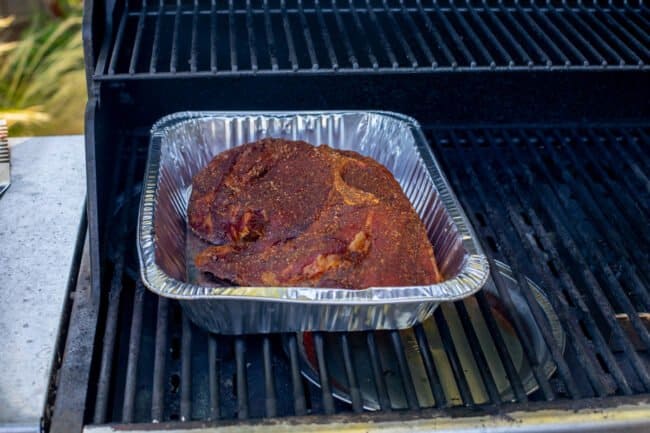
0, 0, 85, 136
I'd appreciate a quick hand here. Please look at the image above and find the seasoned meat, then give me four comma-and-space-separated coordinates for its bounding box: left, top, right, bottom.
188, 138, 441, 289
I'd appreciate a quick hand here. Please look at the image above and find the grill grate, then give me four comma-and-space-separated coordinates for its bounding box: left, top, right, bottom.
94, 0, 650, 78
85, 125, 649, 425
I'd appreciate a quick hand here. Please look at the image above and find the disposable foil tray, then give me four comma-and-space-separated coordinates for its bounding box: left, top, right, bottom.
138, 111, 489, 334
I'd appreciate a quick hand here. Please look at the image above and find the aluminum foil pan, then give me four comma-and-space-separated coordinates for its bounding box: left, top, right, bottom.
138, 111, 489, 334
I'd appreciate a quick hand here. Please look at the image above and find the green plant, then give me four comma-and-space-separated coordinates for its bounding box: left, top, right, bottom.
0, 1, 85, 136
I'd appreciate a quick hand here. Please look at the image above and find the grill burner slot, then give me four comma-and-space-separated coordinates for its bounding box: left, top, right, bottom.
84, 126, 650, 426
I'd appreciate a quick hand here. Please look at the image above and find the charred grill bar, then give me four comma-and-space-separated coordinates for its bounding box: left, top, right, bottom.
47, 0, 649, 432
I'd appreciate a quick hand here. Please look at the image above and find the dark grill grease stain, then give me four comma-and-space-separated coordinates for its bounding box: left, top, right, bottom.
170, 374, 180, 394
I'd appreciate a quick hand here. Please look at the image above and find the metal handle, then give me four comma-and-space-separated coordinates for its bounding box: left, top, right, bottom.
0, 119, 11, 197
0, 119, 8, 157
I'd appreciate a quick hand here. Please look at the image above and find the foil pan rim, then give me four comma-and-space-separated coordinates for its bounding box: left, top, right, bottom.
137, 110, 489, 303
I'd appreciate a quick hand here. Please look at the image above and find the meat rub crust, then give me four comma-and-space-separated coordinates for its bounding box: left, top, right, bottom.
188, 138, 441, 289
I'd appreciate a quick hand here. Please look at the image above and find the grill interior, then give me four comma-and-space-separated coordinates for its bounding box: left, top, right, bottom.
44, 0, 650, 430
95, 0, 649, 78
86, 126, 649, 424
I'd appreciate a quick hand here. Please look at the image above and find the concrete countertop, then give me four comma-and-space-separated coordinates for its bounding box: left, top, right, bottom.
0, 135, 85, 431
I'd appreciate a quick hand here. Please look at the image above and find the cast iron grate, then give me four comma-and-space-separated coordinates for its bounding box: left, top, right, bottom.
86, 125, 649, 426
94, 0, 650, 78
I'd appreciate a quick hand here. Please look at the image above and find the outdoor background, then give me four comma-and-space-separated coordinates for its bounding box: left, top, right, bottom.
0, 0, 84, 136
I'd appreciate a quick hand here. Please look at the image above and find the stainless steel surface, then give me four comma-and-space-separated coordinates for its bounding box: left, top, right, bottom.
0, 120, 10, 197
138, 111, 488, 334
292, 261, 565, 410
0, 425, 40, 433
0, 136, 85, 425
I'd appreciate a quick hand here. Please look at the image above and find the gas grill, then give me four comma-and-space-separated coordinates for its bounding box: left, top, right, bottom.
46, 1, 649, 432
